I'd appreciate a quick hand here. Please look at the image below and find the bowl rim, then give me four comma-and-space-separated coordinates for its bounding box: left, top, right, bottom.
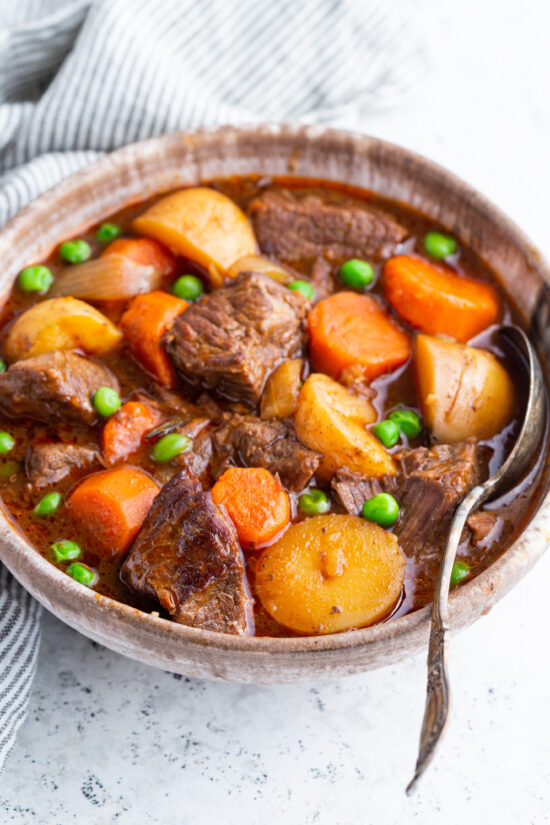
1, 122, 549, 655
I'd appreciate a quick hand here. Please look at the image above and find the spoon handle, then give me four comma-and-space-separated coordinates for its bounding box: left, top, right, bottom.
406, 485, 486, 794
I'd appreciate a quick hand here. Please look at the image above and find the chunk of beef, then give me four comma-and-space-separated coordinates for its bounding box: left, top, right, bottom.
332, 470, 398, 516
248, 189, 408, 265
163, 272, 310, 405
466, 510, 500, 547
212, 412, 322, 492
394, 441, 489, 554
332, 439, 489, 557
26, 443, 102, 487
177, 430, 213, 484
146, 384, 223, 423
152, 422, 214, 488
310, 257, 334, 300
0, 351, 119, 424
121, 470, 252, 634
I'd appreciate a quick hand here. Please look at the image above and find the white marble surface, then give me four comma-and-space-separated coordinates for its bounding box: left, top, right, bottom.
2, 1, 550, 822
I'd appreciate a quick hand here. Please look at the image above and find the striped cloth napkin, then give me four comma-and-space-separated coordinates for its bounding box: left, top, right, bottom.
0, 0, 425, 772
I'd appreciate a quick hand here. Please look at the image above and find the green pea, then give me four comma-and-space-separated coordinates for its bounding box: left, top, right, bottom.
0, 460, 21, 481
339, 259, 375, 290
151, 433, 192, 463
0, 432, 15, 454
424, 232, 457, 260
288, 280, 315, 300
450, 560, 470, 588
51, 539, 81, 563
389, 409, 422, 438
0, 359, 6, 373
95, 223, 122, 242
34, 492, 62, 517
59, 239, 91, 263
361, 493, 399, 528
372, 420, 399, 449
299, 488, 331, 516
18, 265, 53, 293
67, 562, 96, 587
92, 386, 121, 418
173, 275, 204, 301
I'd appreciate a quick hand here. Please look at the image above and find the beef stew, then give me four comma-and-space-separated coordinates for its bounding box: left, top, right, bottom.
0, 176, 546, 637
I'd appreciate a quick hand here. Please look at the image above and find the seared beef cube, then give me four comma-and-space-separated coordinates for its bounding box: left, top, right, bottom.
153, 428, 214, 488
0, 351, 119, 424
332, 469, 399, 516
332, 439, 489, 557
26, 443, 102, 487
163, 272, 310, 405
310, 257, 334, 300
145, 411, 217, 487
466, 510, 499, 547
395, 441, 488, 555
213, 413, 322, 492
248, 189, 408, 265
121, 470, 252, 634
177, 430, 213, 484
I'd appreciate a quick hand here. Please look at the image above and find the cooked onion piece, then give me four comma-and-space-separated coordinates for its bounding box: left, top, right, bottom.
49, 254, 162, 301
227, 254, 293, 285
255, 514, 406, 634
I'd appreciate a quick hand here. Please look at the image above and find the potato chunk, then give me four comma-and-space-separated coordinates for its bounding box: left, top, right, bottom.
294, 373, 397, 480
255, 514, 406, 634
4, 297, 122, 362
415, 334, 515, 443
133, 187, 257, 284
260, 359, 303, 419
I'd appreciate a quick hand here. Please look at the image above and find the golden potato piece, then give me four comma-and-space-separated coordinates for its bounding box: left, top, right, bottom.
255, 514, 406, 634
415, 334, 515, 443
133, 187, 257, 283
294, 373, 397, 480
5, 297, 122, 362
260, 359, 303, 419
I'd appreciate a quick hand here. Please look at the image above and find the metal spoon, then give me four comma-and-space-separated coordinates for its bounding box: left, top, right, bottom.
406, 325, 547, 794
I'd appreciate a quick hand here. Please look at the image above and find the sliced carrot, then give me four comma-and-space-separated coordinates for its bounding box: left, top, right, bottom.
120, 290, 188, 387
101, 237, 177, 277
101, 401, 162, 465
66, 466, 159, 558
383, 255, 500, 343
308, 292, 411, 381
211, 467, 290, 547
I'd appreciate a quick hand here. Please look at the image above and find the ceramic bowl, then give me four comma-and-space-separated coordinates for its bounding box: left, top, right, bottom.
1, 125, 549, 684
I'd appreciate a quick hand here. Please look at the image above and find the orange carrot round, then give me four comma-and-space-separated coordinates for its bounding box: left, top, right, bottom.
101, 237, 177, 277
211, 467, 290, 547
383, 255, 500, 342
66, 466, 159, 558
102, 401, 162, 465
120, 290, 188, 387
308, 292, 411, 381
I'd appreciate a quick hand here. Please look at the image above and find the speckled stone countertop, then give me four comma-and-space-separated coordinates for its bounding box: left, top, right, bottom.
2, 1, 550, 822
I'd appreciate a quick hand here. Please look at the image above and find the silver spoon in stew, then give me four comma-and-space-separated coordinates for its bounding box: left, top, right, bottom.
406, 325, 547, 794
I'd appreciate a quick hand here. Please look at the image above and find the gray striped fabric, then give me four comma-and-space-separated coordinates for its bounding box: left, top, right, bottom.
0, 0, 425, 772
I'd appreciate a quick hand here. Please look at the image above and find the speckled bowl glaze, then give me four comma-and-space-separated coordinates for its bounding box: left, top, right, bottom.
1, 125, 550, 684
